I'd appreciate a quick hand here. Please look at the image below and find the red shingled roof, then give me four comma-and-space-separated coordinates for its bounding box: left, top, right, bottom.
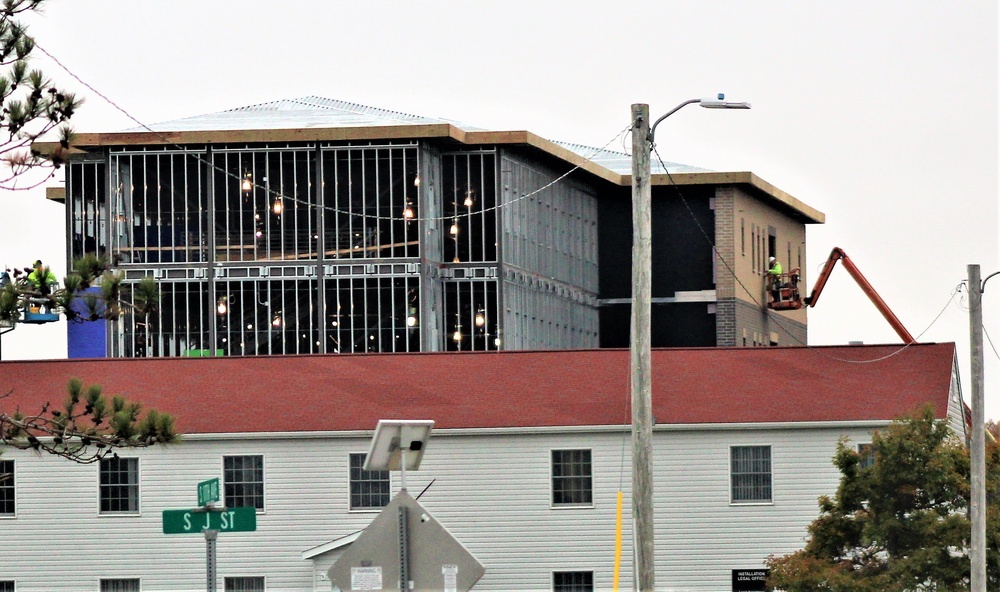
0, 344, 956, 435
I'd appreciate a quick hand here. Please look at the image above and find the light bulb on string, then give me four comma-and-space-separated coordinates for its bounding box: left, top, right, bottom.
450, 219, 459, 235
402, 203, 415, 219
475, 310, 486, 327
464, 189, 474, 207
241, 173, 252, 192
273, 199, 283, 215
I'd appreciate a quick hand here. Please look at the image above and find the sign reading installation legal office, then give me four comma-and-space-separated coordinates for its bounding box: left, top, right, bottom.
732, 569, 769, 592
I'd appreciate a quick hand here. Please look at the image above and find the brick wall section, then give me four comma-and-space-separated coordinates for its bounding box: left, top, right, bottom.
715, 298, 737, 346
730, 297, 807, 346
713, 187, 737, 300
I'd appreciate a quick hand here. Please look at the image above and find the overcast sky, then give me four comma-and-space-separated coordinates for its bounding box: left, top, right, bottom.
1, 1, 997, 417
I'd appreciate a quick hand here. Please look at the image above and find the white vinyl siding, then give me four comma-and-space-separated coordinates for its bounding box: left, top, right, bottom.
0, 424, 887, 591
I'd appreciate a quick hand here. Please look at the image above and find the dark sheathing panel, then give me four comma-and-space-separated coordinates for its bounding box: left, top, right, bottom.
599, 301, 715, 348
598, 186, 717, 300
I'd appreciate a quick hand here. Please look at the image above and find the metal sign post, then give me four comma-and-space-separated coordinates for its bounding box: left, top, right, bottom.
205, 529, 218, 592
161, 481, 258, 592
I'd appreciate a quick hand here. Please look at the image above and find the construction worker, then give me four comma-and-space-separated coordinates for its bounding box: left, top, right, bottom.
768, 257, 783, 302
27, 260, 59, 294
768, 256, 782, 277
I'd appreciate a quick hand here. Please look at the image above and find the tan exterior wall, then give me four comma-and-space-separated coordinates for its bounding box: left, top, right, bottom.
714, 186, 810, 347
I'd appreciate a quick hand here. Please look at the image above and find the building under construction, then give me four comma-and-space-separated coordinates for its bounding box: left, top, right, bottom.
50, 97, 824, 358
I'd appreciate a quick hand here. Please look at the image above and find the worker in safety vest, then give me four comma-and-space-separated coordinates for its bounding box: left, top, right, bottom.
27, 260, 59, 294
768, 256, 782, 278
768, 256, 784, 302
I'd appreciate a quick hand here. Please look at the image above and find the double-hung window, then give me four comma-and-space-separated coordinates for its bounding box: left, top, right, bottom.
349, 453, 390, 510
224, 455, 264, 510
858, 443, 875, 469
730, 445, 771, 504
551, 449, 592, 507
553, 571, 593, 592
224, 576, 264, 591
100, 579, 140, 592
99, 457, 139, 513
0, 460, 14, 516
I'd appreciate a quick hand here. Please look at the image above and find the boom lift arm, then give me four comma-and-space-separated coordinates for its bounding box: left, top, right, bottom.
767, 247, 916, 344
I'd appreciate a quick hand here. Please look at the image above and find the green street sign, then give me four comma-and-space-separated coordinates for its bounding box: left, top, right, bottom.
162, 507, 257, 534
198, 478, 220, 506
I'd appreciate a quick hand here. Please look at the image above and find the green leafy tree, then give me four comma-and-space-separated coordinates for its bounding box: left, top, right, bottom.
767, 405, 1000, 591
0, 378, 175, 466
0, 0, 79, 190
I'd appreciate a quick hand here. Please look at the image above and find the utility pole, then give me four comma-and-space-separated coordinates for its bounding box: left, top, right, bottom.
968, 263, 985, 592
630, 103, 655, 592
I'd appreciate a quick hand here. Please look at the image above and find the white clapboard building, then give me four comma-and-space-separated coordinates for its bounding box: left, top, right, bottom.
0, 343, 965, 591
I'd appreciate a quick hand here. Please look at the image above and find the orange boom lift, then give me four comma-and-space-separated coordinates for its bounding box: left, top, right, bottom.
766, 247, 916, 344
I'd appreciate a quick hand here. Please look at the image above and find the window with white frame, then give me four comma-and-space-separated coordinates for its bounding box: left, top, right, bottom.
224, 455, 264, 510
100, 579, 139, 592
552, 449, 592, 506
731, 445, 771, 503
99, 457, 138, 513
858, 443, 875, 469
349, 453, 390, 510
225, 576, 264, 592
553, 571, 593, 592
0, 460, 14, 516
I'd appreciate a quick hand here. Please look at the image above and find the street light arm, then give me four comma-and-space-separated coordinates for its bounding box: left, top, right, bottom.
648, 94, 752, 142
649, 98, 702, 141
982, 270, 1000, 293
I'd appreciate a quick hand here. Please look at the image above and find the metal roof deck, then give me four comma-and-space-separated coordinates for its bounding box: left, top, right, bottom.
42, 96, 825, 223
132, 96, 484, 133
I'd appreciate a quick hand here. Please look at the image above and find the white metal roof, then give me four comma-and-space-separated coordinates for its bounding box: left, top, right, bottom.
132, 96, 705, 174
132, 96, 483, 133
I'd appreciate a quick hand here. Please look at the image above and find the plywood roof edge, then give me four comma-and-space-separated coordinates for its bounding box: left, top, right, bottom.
52, 124, 459, 148
745, 171, 825, 224
465, 130, 624, 184
643, 170, 825, 224
45, 186, 66, 203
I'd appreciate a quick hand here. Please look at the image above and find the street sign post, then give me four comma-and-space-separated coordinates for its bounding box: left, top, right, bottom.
198, 478, 220, 507
162, 481, 259, 592
162, 507, 256, 534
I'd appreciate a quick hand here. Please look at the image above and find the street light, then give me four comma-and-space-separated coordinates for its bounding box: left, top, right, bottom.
630, 95, 750, 591
968, 265, 997, 592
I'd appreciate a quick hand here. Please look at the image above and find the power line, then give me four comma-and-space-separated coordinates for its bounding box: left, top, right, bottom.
651, 145, 956, 364
34, 41, 630, 227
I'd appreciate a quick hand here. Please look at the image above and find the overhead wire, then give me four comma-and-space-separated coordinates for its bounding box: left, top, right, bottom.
650, 144, 957, 365
34, 41, 631, 228
984, 324, 1000, 362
